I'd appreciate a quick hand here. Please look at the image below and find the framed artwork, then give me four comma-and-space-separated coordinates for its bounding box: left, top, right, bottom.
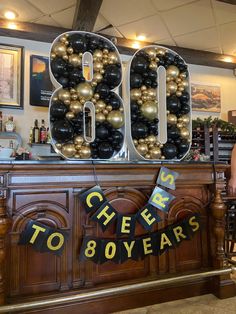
191, 82, 221, 113
30, 55, 53, 107
0, 44, 24, 109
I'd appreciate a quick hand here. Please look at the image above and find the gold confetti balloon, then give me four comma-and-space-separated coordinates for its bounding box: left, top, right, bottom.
76, 82, 93, 101
166, 65, 180, 79
107, 110, 124, 128
62, 144, 76, 158
141, 101, 158, 120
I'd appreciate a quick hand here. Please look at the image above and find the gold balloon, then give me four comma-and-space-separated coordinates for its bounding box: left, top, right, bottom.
67, 47, 74, 55
139, 139, 145, 144
106, 105, 112, 112
178, 86, 185, 92
69, 54, 81, 67
60, 36, 67, 43
96, 100, 106, 110
70, 101, 83, 114
51, 52, 56, 59
166, 75, 172, 83
74, 136, 84, 145
177, 123, 183, 128
107, 110, 124, 128
108, 51, 119, 64
130, 88, 142, 100
53, 43, 67, 57
147, 135, 157, 144
133, 139, 138, 146
180, 72, 187, 79
180, 127, 190, 139
150, 147, 161, 159
137, 100, 143, 105
80, 146, 91, 159
181, 114, 190, 125
75, 144, 82, 150
93, 62, 103, 72
149, 61, 158, 70
166, 65, 180, 79
145, 47, 156, 59
137, 144, 148, 156
74, 153, 81, 158
145, 154, 151, 159
146, 88, 157, 100
141, 85, 147, 91
141, 101, 158, 120
176, 77, 182, 84
167, 114, 177, 125
93, 49, 103, 60
71, 93, 78, 101
93, 72, 103, 83
176, 90, 182, 97
167, 81, 178, 94
96, 113, 106, 122
156, 48, 166, 56
58, 89, 71, 102
62, 144, 76, 158
66, 111, 75, 119
103, 49, 109, 54
182, 79, 189, 88
94, 93, 100, 100
55, 143, 62, 150
103, 109, 109, 115
76, 82, 93, 101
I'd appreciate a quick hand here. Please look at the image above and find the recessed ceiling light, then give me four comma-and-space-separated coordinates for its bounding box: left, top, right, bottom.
136, 34, 146, 41
7, 22, 17, 29
132, 42, 141, 49
223, 56, 233, 63
4, 10, 17, 20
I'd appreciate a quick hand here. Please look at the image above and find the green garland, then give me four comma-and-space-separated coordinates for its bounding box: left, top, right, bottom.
192, 117, 236, 134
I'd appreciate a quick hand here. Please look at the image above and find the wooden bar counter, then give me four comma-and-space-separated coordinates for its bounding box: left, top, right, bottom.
0, 161, 235, 313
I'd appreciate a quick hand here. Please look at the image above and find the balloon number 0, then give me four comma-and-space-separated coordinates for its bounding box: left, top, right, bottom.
49, 31, 191, 161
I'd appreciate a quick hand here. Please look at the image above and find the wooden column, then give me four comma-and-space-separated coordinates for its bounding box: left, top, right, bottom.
211, 190, 235, 298
0, 197, 11, 305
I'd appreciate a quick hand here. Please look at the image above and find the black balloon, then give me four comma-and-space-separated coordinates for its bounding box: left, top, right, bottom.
103, 65, 122, 88
69, 68, 84, 83
96, 83, 110, 99
131, 122, 148, 139
69, 34, 87, 53
167, 126, 180, 139
130, 73, 143, 88
180, 104, 190, 114
111, 130, 124, 144
50, 101, 68, 119
51, 58, 67, 76
148, 70, 157, 82
163, 143, 178, 159
148, 123, 158, 135
180, 91, 190, 103
178, 141, 189, 153
89, 36, 100, 50
131, 101, 139, 113
51, 119, 74, 143
131, 56, 149, 74
96, 124, 110, 140
98, 142, 114, 159
167, 96, 181, 114
58, 77, 69, 88
164, 52, 175, 64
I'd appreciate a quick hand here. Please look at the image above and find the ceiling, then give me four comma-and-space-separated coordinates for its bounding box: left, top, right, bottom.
1, 0, 236, 56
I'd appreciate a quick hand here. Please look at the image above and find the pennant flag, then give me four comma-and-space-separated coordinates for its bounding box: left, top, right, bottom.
99, 239, 120, 264
119, 238, 140, 263
79, 237, 101, 263
156, 167, 179, 190
148, 186, 175, 212
137, 204, 162, 231
116, 214, 136, 237
91, 201, 118, 232
79, 185, 106, 213
40, 228, 69, 256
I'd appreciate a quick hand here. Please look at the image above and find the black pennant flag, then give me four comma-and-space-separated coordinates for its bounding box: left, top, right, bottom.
91, 201, 118, 232
137, 204, 161, 231
79, 185, 106, 213
116, 214, 136, 237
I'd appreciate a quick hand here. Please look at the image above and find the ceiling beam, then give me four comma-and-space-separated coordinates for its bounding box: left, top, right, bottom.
0, 19, 236, 69
217, 0, 236, 5
72, 0, 103, 31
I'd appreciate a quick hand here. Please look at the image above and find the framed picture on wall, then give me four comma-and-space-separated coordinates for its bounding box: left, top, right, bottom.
191, 82, 221, 113
0, 44, 24, 109
30, 55, 53, 107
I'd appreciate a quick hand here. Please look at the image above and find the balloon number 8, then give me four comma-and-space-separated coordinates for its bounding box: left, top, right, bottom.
49, 31, 191, 161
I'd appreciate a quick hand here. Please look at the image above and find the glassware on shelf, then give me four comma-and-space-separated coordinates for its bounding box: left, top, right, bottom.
4, 116, 15, 132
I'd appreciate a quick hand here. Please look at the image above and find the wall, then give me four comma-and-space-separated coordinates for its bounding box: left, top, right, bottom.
0, 36, 236, 147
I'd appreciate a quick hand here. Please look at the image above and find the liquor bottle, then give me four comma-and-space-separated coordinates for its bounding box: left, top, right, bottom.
0, 111, 2, 132
40, 119, 47, 144
29, 127, 34, 144
46, 127, 51, 144
5, 116, 15, 132
33, 119, 39, 143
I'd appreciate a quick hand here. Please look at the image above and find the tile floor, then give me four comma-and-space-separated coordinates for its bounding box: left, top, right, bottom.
112, 269, 236, 314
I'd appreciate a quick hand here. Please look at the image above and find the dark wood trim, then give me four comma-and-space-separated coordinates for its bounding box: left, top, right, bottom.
217, 0, 236, 5
72, 0, 103, 31
0, 18, 236, 69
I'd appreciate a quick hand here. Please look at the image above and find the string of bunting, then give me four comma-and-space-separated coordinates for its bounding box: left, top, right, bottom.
78, 166, 201, 264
